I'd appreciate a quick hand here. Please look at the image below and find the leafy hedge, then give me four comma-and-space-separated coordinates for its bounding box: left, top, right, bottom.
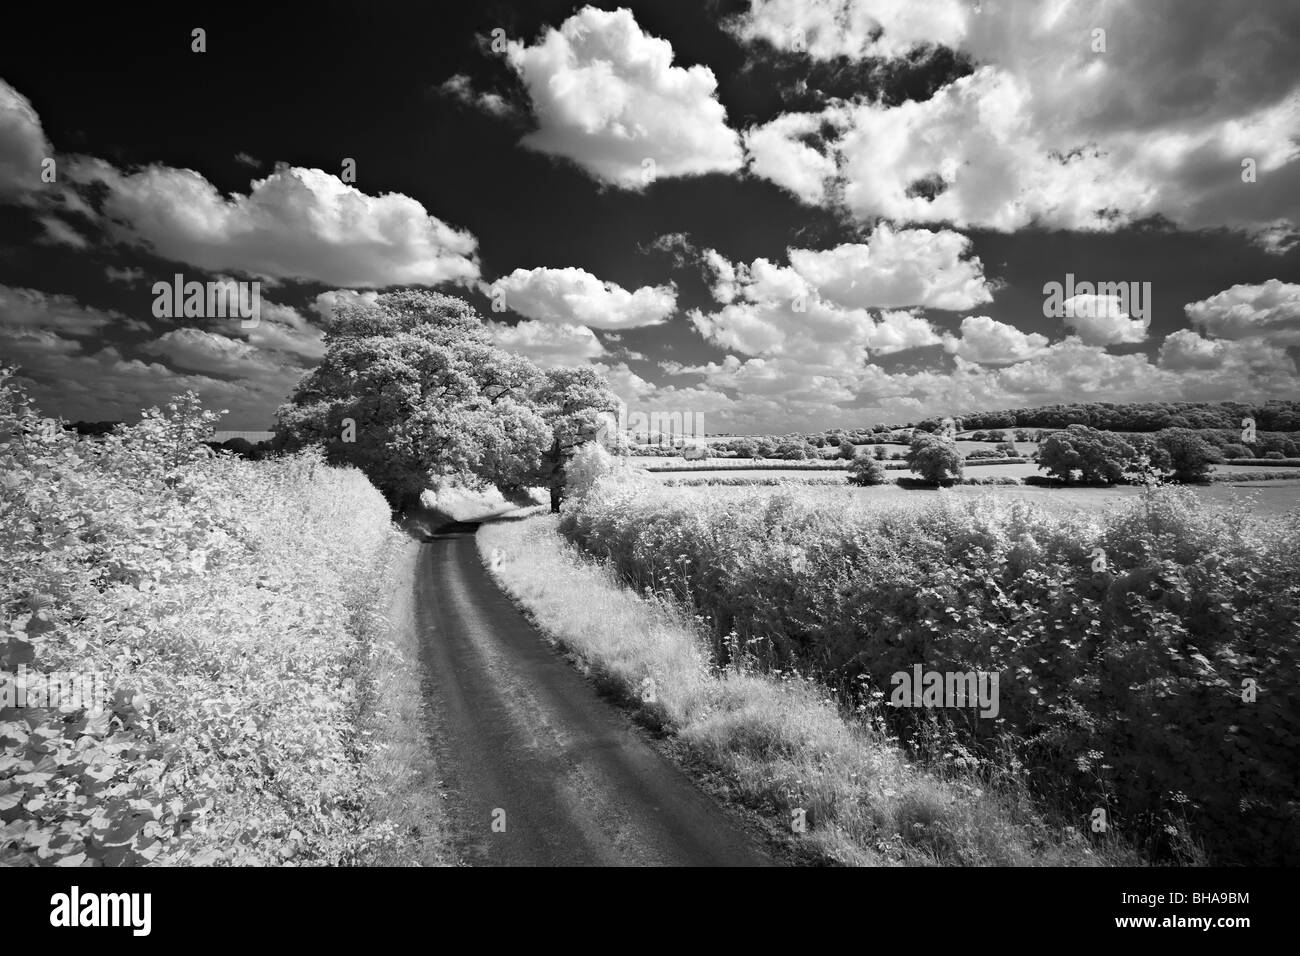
560, 479, 1300, 864
1, 372, 398, 866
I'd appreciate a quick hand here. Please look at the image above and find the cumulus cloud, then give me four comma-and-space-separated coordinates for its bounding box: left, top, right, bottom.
505, 6, 743, 188
726, 0, 969, 61
312, 289, 381, 323
742, 111, 840, 205
733, 1, 1300, 241
488, 319, 607, 367
691, 252, 943, 371
0, 79, 51, 203
786, 224, 993, 310
139, 328, 276, 379
66, 159, 480, 287
941, 315, 1048, 364
1060, 295, 1149, 346
691, 231, 990, 370
1183, 279, 1300, 345
487, 266, 676, 328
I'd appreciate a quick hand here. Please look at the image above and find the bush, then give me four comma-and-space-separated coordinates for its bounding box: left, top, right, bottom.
966, 449, 1004, 459
0, 372, 397, 866
776, 443, 808, 460
1220, 444, 1250, 459
559, 482, 1300, 865
906, 433, 963, 484
565, 441, 615, 501
838, 439, 857, 460
847, 455, 888, 486
1265, 450, 1286, 460
732, 440, 757, 458
1150, 427, 1224, 482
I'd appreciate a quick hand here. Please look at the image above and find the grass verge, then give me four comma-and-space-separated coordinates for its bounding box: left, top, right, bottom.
476, 515, 1128, 867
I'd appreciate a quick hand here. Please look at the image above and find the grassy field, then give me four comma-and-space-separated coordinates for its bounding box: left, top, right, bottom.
655, 474, 1300, 517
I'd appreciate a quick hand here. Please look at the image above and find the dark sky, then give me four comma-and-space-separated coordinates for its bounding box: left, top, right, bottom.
1, 0, 1297, 430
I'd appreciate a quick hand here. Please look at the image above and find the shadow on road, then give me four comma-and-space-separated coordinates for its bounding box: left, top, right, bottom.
399, 502, 547, 542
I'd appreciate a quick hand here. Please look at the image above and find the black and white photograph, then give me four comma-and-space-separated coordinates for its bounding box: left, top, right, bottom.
0, 0, 1294, 929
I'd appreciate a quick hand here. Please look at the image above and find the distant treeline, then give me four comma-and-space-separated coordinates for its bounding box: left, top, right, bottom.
952, 400, 1300, 433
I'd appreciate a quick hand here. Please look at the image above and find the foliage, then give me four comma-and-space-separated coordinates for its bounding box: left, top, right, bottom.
1150, 428, 1224, 482
906, 433, 963, 484
1038, 424, 1136, 485
275, 290, 617, 510
1, 370, 398, 866
565, 441, 616, 502
559, 481, 1300, 864
959, 399, 1300, 433
847, 455, 888, 486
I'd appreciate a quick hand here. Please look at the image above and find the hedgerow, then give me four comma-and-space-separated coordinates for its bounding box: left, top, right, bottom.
559, 477, 1300, 864
1, 370, 398, 865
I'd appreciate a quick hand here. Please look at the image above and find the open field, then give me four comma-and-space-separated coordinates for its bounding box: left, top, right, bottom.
655, 473, 1300, 517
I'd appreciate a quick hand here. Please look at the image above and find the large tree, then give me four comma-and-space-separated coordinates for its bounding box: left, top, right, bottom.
1037, 424, 1136, 485
275, 290, 615, 511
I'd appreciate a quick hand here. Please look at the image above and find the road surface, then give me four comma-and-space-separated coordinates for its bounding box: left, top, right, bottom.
411, 520, 775, 867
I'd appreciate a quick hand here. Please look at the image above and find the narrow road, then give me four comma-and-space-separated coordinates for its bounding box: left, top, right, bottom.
412, 520, 775, 867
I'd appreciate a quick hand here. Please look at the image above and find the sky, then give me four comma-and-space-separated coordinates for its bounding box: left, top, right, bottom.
1, 0, 1298, 433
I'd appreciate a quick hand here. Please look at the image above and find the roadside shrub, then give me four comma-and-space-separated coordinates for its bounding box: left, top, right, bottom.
559, 482, 1300, 865
0, 371, 396, 866
565, 441, 615, 501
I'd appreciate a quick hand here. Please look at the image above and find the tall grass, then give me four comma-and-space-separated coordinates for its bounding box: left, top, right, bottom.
481, 515, 1125, 866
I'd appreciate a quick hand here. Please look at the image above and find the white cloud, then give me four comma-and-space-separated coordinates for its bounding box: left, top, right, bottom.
941, 315, 1048, 364
1183, 279, 1300, 345
439, 74, 520, 120
786, 224, 993, 310
0, 79, 51, 203
312, 289, 381, 323
487, 266, 675, 328
726, 0, 969, 61
0, 285, 120, 337
139, 328, 276, 379
1060, 294, 1149, 346
506, 6, 743, 188
67, 159, 480, 287
734, 2, 1300, 241
488, 319, 607, 368
742, 111, 840, 205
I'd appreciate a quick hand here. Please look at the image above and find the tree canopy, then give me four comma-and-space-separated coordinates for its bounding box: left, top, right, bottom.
275, 290, 618, 510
